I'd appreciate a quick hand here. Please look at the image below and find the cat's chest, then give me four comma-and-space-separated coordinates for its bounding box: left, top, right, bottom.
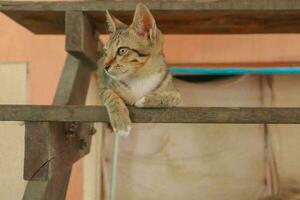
125, 73, 164, 100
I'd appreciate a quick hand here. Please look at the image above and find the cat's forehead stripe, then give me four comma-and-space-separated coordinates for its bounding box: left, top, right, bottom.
111, 30, 122, 41
108, 29, 124, 48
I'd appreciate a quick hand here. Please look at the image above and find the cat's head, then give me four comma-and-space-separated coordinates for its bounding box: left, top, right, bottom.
103, 3, 163, 80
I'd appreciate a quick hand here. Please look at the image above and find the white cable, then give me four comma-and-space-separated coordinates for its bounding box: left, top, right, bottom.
109, 133, 120, 200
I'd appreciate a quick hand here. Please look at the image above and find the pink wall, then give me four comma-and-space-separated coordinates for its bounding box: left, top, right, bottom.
1, 9, 300, 200
0, 13, 83, 200
163, 35, 300, 65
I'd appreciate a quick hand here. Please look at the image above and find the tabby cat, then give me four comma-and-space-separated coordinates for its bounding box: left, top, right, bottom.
97, 3, 181, 136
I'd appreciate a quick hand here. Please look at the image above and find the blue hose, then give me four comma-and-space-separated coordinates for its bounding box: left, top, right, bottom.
169, 67, 300, 75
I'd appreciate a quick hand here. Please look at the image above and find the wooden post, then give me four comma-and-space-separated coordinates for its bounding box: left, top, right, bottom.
65, 11, 99, 67
23, 11, 100, 200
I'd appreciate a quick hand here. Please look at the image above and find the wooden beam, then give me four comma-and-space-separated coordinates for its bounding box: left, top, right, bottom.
23, 54, 94, 200
23, 54, 92, 181
2, 105, 300, 124
1, 1, 300, 34
23, 167, 72, 200
65, 11, 99, 65
24, 122, 50, 181
23, 55, 94, 199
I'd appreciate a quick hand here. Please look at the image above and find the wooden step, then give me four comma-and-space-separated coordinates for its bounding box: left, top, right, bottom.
1, 0, 300, 34
1, 105, 300, 124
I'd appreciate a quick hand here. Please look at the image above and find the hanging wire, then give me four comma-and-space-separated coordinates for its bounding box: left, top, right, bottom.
109, 133, 121, 200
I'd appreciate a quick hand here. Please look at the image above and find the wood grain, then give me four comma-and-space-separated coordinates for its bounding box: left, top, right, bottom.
23, 167, 72, 200
1, 1, 300, 34
24, 122, 50, 181
65, 11, 98, 65
24, 55, 92, 191
23, 54, 94, 200
2, 105, 300, 124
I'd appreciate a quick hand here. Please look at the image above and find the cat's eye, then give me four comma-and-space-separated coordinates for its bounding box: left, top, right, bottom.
117, 47, 129, 56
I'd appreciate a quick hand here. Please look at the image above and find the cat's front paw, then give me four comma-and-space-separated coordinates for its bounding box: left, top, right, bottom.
109, 112, 131, 137
116, 126, 132, 137
134, 97, 145, 107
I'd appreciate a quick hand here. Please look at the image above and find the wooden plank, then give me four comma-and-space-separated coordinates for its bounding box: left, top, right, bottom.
23, 54, 95, 199
23, 55, 93, 180
23, 123, 92, 200
24, 122, 49, 181
53, 54, 92, 105
2, 0, 300, 12
65, 11, 98, 65
2, 105, 300, 124
23, 167, 72, 200
50, 54, 93, 162
1, 1, 300, 34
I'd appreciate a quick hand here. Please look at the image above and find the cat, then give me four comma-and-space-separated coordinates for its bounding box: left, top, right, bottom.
97, 3, 181, 136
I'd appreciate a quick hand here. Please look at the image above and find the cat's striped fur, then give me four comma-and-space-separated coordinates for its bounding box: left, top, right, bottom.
97, 3, 180, 136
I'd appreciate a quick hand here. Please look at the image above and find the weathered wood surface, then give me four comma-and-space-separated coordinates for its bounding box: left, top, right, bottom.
2, 105, 300, 124
23, 55, 92, 181
1, 0, 300, 34
23, 54, 94, 200
24, 122, 50, 181
50, 54, 94, 168
65, 11, 99, 65
23, 167, 72, 200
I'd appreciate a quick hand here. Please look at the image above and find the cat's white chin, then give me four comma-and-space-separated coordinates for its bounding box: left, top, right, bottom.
110, 74, 130, 81
135, 97, 145, 107
105, 70, 128, 80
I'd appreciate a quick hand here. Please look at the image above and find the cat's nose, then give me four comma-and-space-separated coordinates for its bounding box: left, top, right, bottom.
104, 58, 114, 71
104, 64, 111, 71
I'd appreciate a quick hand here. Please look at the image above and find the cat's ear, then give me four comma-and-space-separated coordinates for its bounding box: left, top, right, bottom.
106, 10, 127, 33
131, 3, 157, 40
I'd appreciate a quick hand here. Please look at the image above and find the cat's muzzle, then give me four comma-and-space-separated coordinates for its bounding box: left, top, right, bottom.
104, 64, 111, 71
